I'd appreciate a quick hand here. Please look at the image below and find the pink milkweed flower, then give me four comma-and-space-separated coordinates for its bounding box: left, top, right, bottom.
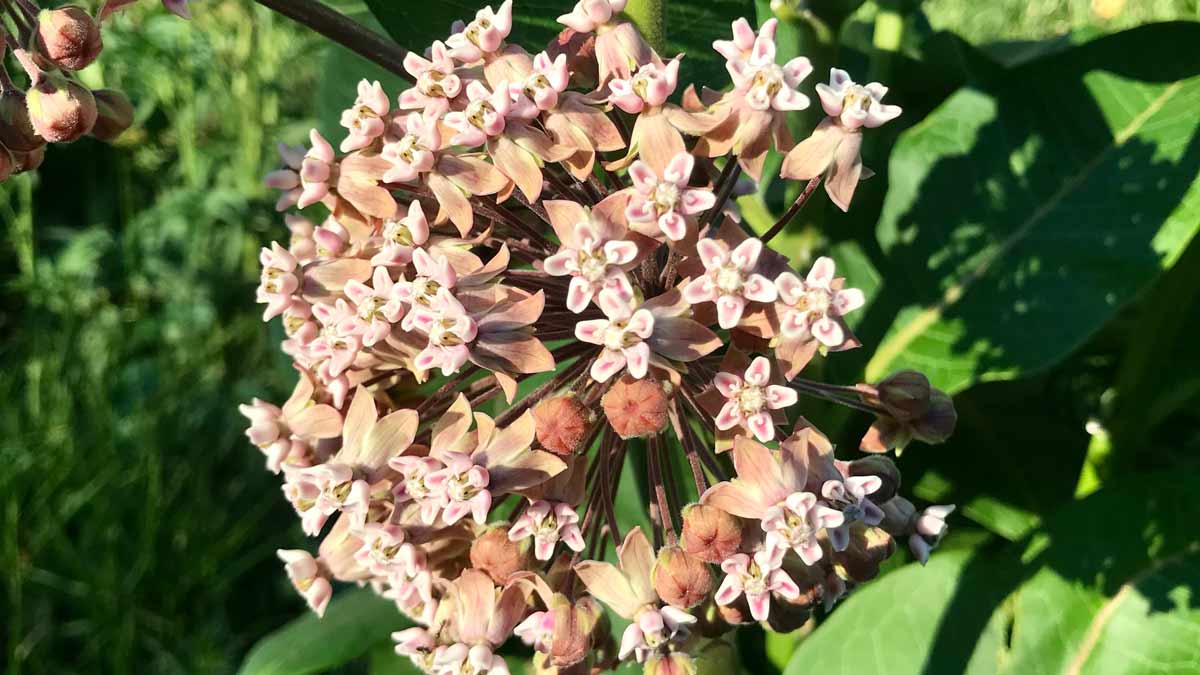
397, 248, 459, 322
391, 455, 450, 525
815, 68, 901, 130
683, 237, 778, 329
726, 28, 811, 113
774, 256, 864, 349
712, 17, 776, 62
427, 451, 492, 525
371, 201, 431, 267
714, 550, 801, 622
821, 475, 885, 551
608, 58, 678, 114
410, 288, 479, 376
557, 0, 626, 33
625, 152, 716, 241
282, 299, 319, 347
312, 218, 349, 259
381, 112, 441, 184
558, 0, 653, 85
514, 609, 556, 652
446, 0, 514, 63
277, 549, 332, 617
910, 504, 954, 565
285, 214, 318, 262
256, 242, 300, 321
574, 528, 697, 663
513, 51, 570, 112
264, 142, 307, 211
310, 299, 363, 377
399, 41, 462, 117
781, 69, 901, 211
713, 356, 798, 442
239, 369, 342, 473
701, 433, 844, 563
353, 523, 408, 577
444, 80, 513, 148
342, 266, 406, 347
297, 129, 337, 209
392, 627, 438, 672
542, 198, 639, 313
339, 79, 390, 152
575, 286, 656, 382
507, 500, 585, 560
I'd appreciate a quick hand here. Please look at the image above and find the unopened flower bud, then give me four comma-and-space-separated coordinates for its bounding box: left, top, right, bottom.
470, 526, 531, 583
911, 389, 957, 445
878, 496, 917, 535
602, 376, 670, 439
533, 395, 590, 455
36, 6, 103, 71
765, 595, 813, 634
11, 145, 46, 174
318, 515, 368, 582
0, 89, 45, 152
832, 524, 894, 583
89, 89, 134, 142
653, 546, 712, 609
680, 504, 742, 564
548, 594, 604, 668
875, 370, 932, 422
26, 73, 97, 143
847, 455, 901, 503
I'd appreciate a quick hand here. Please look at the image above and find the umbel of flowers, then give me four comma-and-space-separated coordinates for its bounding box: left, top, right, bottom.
245, 3, 956, 673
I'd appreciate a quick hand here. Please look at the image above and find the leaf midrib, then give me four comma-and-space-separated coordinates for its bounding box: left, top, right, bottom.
865, 80, 1187, 385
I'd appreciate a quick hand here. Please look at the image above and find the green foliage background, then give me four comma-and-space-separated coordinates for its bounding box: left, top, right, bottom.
2, 1, 1198, 674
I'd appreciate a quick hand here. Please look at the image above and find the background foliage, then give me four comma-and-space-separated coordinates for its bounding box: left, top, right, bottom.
2, 1, 1198, 674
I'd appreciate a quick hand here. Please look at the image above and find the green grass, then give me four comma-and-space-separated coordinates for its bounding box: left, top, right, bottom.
924, 0, 1200, 43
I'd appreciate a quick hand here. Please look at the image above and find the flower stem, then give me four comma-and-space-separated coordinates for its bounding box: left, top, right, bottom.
624, 0, 667, 54
761, 176, 821, 243
252, 0, 413, 82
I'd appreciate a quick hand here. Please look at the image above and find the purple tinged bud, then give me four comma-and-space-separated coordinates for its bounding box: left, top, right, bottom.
911, 390, 957, 445
89, 89, 134, 142
847, 455, 901, 503
652, 546, 713, 610
36, 6, 103, 71
875, 370, 932, 422
832, 524, 895, 583
26, 73, 97, 143
0, 89, 45, 152
11, 145, 45, 174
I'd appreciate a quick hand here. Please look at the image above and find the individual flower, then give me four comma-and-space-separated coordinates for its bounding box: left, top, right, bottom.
381, 112, 440, 184
352, 523, 408, 577
715, 550, 801, 621
713, 356, 798, 442
238, 369, 342, 473
711, 17, 775, 62
507, 500, 585, 560
683, 237, 778, 329
341, 266, 406, 347
409, 288, 479, 376
575, 286, 655, 381
277, 549, 332, 617
398, 41, 462, 116
557, 0, 653, 84
256, 242, 300, 321
339, 79, 390, 152
446, 0, 515, 64
625, 152, 715, 242
820, 475, 885, 551
781, 68, 901, 211
297, 129, 338, 209
264, 142, 307, 211
574, 528, 697, 664
910, 504, 954, 564
371, 201, 431, 267
309, 299, 363, 378
774, 256, 864, 349
542, 198, 639, 312
606, 59, 718, 173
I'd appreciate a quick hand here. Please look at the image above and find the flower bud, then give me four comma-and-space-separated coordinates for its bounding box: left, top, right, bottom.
0, 89, 45, 152
680, 504, 742, 564
533, 394, 591, 455
645, 652, 697, 675
875, 370, 932, 422
765, 595, 813, 634
548, 594, 604, 668
911, 389, 957, 445
878, 496, 918, 536
25, 73, 97, 143
318, 515, 369, 582
847, 455, 901, 503
652, 546, 712, 609
89, 89, 134, 142
470, 526, 531, 583
832, 524, 895, 583
12, 145, 46, 174
601, 376, 670, 439
36, 6, 103, 71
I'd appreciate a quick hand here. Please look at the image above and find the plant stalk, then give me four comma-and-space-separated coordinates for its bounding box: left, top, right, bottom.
253, 0, 413, 81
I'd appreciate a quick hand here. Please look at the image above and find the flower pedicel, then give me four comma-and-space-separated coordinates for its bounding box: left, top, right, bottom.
240, 4, 957, 673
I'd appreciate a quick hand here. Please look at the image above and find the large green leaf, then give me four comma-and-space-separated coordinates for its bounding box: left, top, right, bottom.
863, 22, 1200, 393
239, 589, 410, 675
783, 473, 1200, 675
361, 0, 752, 86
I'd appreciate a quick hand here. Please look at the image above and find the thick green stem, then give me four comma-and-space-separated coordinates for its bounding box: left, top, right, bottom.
624, 0, 667, 53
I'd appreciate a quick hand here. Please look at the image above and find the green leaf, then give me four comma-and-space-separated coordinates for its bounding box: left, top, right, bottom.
361, 0, 752, 86
238, 589, 410, 675
783, 472, 1200, 675
864, 23, 1200, 393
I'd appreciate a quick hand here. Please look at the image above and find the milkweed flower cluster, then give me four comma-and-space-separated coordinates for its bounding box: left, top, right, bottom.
243, 4, 956, 672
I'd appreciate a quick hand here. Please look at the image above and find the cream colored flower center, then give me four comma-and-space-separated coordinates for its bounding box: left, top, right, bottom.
577, 247, 610, 282
410, 277, 441, 306
428, 318, 467, 347
383, 220, 416, 246
602, 321, 641, 351
418, 70, 448, 97
466, 99, 496, 129
736, 385, 766, 414
841, 84, 873, 114
652, 181, 680, 213
716, 264, 744, 294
